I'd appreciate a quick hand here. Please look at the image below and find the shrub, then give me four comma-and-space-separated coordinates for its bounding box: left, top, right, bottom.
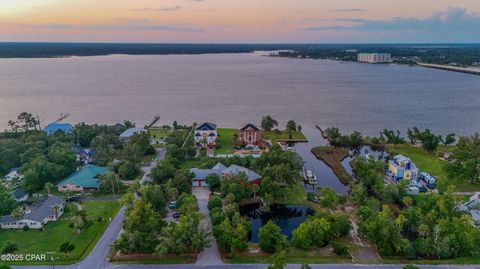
331, 241, 349, 257
207, 196, 222, 210
1, 242, 18, 254
259, 221, 286, 253
59, 241, 75, 253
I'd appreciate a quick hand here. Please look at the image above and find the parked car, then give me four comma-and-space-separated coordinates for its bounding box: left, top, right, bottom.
172, 212, 180, 219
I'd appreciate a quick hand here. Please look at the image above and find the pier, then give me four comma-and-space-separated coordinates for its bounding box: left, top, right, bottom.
417, 62, 480, 75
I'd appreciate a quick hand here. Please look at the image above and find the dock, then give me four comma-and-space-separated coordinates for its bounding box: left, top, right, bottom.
416, 62, 480, 76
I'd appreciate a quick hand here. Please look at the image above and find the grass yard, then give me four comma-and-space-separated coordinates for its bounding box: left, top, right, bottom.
216, 128, 237, 154
311, 146, 352, 185
224, 244, 351, 264
262, 130, 308, 145
272, 181, 325, 213
386, 144, 480, 192
148, 127, 172, 140
0, 200, 121, 265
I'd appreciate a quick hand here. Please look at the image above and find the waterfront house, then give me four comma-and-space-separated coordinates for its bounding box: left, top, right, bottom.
43, 123, 74, 135
388, 154, 419, 181
238, 123, 261, 146
194, 122, 217, 148
190, 162, 261, 187
4, 168, 22, 182
11, 188, 28, 202
119, 127, 147, 141
57, 164, 108, 192
0, 196, 65, 229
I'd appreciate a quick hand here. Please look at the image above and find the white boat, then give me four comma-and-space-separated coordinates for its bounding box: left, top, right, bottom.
302, 168, 317, 185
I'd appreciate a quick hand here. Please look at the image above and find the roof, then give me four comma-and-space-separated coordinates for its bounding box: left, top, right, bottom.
44, 123, 74, 135
0, 196, 65, 224
25, 196, 65, 222
119, 128, 146, 138
9, 168, 19, 174
223, 164, 261, 182
190, 168, 222, 180
190, 162, 260, 182
196, 122, 217, 131
212, 162, 227, 171
11, 189, 27, 200
239, 123, 260, 132
57, 165, 108, 188
471, 210, 480, 222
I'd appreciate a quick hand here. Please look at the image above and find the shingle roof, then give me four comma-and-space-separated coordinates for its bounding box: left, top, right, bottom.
44, 123, 74, 135
190, 162, 260, 182
223, 164, 261, 182
0, 196, 65, 224
119, 128, 146, 138
57, 165, 108, 188
239, 123, 260, 131
11, 189, 27, 200
25, 196, 65, 222
196, 122, 217, 131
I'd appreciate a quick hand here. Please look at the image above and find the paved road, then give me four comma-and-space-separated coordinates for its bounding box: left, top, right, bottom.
140, 148, 166, 185
12, 148, 480, 269
193, 188, 223, 266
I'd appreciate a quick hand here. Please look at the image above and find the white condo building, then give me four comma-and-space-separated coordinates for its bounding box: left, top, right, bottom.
357, 53, 392, 63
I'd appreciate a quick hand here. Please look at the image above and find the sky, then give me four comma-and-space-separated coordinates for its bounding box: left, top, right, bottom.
1, 0, 480, 43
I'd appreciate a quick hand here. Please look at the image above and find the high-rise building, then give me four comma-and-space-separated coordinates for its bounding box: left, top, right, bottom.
357, 53, 392, 63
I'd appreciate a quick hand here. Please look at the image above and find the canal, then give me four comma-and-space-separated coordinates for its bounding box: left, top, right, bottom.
293, 127, 350, 195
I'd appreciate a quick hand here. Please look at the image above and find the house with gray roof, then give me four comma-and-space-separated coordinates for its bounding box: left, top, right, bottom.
11, 188, 28, 202
458, 192, 480, 226
190, 162, 261, 187
119, 128, 147, 140
0, 196, 65, 229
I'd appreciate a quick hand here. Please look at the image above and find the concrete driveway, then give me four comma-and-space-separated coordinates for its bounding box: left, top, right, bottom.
193, 187, 223, 266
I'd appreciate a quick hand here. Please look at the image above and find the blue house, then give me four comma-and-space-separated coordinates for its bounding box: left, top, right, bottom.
44, 123, 74, 135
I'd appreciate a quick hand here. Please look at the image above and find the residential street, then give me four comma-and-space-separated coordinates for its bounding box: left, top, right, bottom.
11, 149, 480, 269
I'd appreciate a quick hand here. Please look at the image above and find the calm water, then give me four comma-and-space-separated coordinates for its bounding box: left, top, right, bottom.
1, 52, 479, 135
240, 203, 315, 243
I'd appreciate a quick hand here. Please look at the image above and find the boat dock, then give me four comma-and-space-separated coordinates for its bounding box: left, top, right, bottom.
417, 62, 480, 76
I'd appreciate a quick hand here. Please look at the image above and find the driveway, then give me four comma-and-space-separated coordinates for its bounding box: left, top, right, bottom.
193, 187, 223, 266
140, 148, 166, 184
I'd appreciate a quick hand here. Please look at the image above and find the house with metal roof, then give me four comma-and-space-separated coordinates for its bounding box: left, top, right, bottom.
43, 123, 74, 135
194, 122, 217, 147
57, 164, 108, 192
119, 128, 147, 140
190, 162, 261, 187
0, 196, 65, 229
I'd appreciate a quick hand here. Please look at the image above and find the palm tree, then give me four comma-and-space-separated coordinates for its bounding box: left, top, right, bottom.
12, 206, 24, 221
44, 182, 54, 196
53, 204, 61, 219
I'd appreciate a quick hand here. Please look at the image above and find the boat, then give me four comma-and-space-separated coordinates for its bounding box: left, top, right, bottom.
302, 168, 317, 185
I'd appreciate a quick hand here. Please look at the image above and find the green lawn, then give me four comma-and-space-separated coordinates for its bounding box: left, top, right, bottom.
386, 144, 480, 192
148, 127, 171, 140
225, 244, 351, 264
0, 200, 121, 265
262, 130, 307, 145
216, 128, 237, 154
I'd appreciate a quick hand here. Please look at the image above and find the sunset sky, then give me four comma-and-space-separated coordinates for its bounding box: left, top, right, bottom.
1, 0, 480, 43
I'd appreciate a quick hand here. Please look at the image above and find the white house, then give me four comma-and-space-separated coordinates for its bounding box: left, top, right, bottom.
458, 192, 480, 226
11, 189, 28, 202
194, 122, 217, 147
119, 128, 147, 141
4, 168, 22, 182
0, 196, 65, 229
